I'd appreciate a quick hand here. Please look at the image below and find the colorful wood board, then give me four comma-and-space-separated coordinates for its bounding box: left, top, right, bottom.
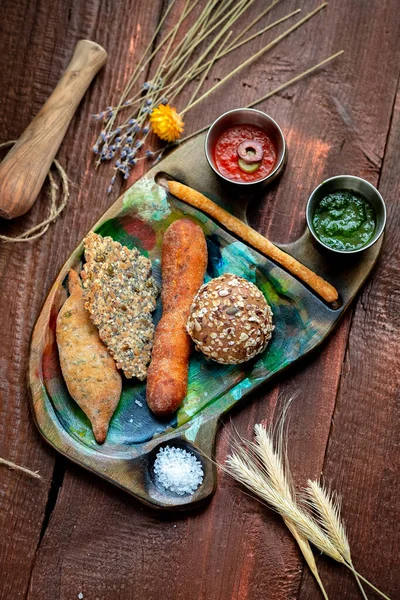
28, 135, 382, 509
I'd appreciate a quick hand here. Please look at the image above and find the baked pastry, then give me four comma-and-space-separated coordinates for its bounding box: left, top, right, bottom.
56, 269, 122, 444
81, 232, 158, 380
186, 274, 274, 364
168, 181, 338, 303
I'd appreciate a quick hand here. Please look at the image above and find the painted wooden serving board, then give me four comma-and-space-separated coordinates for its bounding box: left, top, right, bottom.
28, 134, 382, 509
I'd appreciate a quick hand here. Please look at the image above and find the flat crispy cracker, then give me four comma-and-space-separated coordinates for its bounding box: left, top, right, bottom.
81, 232, 158, 380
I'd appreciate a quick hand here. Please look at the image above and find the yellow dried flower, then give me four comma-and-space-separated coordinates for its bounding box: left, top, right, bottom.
150, 104, 184, 142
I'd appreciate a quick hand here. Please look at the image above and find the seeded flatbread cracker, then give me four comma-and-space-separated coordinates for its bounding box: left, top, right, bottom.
56, 269, 122, 444
81, 232, 158, 380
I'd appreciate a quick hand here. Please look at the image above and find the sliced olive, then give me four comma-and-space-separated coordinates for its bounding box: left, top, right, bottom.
237, 139, 263, 164
238, 158, 261, 173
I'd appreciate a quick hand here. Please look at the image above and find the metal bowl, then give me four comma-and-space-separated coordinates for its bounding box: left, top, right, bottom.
204, 108, 286, 187
306, 175, 386, 254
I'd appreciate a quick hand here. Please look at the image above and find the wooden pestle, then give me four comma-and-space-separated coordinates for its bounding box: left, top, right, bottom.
0, 40, 107, 219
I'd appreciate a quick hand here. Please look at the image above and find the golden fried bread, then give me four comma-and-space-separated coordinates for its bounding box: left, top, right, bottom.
56, 269, 122, 443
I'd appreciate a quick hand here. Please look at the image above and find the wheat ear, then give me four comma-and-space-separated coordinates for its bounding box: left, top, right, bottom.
225, 435, 393, 600
225, 446, 343, 556
305, 481, 392, 600
250, 424, 329, 599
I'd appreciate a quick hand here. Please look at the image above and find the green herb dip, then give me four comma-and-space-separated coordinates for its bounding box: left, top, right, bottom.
312, 189, 376, 251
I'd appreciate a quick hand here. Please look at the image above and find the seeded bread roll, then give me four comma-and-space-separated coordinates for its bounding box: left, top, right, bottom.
186, 274, 274, 364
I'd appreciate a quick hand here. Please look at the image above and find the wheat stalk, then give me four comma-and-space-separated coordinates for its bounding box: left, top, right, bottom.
305, 481, 371, 600
0, 456, 42, 479
225, 421, 392, 600
251, 424, 330, 599
225, 448, 344, 562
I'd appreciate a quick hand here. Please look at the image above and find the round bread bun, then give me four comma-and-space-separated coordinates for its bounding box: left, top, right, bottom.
186, 273, 274, 364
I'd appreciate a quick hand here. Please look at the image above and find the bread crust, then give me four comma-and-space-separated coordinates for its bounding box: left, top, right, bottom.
168, 181, 338, 303
146, 219, 207, 416
187, 274, 274, 364
56, 269, 122, 443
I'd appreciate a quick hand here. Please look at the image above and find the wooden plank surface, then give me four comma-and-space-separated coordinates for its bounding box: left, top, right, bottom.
0, 1, 399, 599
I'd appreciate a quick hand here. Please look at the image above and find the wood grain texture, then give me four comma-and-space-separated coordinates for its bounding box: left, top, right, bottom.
298, 81, 400, 600
0, 0, 399, 598
0, 0, 163, 597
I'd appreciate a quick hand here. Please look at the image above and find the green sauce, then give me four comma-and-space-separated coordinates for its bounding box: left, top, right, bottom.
312, 189, 376, 251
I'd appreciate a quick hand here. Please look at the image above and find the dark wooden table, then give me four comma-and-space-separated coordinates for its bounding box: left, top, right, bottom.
0, 1, 399, 598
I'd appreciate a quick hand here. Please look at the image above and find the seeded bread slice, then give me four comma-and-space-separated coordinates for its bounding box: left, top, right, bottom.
81, 232, 158, 380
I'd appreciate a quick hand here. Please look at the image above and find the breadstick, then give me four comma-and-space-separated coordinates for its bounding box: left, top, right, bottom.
168, 181, 338, 303
146, 219, 207, 417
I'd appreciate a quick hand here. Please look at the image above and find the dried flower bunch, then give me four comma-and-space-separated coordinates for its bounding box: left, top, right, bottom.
224, 418, 391, 599
91, 0, 342, 192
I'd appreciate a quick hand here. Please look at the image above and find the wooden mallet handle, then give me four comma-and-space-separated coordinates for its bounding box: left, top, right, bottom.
0, 40, 107, 219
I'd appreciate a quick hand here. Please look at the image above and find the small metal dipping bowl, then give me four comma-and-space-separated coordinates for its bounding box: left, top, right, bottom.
306, 175, 386, 254
205, 108, 286, 187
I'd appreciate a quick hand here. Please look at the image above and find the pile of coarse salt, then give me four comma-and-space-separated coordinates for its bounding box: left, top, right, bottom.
153, 446, 204, 495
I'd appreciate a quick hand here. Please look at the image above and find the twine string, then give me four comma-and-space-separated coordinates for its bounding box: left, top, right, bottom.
0, 141, 70, 243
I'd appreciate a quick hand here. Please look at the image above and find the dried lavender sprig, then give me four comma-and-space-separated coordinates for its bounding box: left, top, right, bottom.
95, 0, 258, 145
232, 0, 282, 45
181, 3, 328, 116
186, 32, 232, 108
99, 0, 200, 137
180, 8, 302, 92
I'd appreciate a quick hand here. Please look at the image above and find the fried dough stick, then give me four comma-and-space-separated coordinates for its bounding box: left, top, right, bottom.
168, 181, 338, 303
56, 269, 122, 443
146, 219, 207, 416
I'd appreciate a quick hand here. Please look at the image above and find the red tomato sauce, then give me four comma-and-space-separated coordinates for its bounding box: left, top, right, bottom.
213, 124, 276, 182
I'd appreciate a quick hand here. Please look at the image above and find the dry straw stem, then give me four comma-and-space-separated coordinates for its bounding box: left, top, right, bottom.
251, 424, 330, 599
180, 50, 344, 144
181, 2, 328, 115
225, 424, 392, 600
0, 456, 42, 480
304, 481, 379, 600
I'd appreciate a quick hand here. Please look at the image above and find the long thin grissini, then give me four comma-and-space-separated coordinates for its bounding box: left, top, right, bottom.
146, 219, 208, 416
168, 181, 338, 303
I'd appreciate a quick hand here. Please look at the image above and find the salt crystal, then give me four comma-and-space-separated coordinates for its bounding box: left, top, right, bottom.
129, 418, 133, 423
78, 594, 84, 599
135, 399, 143, 407
153, 446, 204, 495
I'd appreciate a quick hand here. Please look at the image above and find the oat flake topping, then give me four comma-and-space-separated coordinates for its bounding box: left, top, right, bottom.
81, 232, 158, 380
